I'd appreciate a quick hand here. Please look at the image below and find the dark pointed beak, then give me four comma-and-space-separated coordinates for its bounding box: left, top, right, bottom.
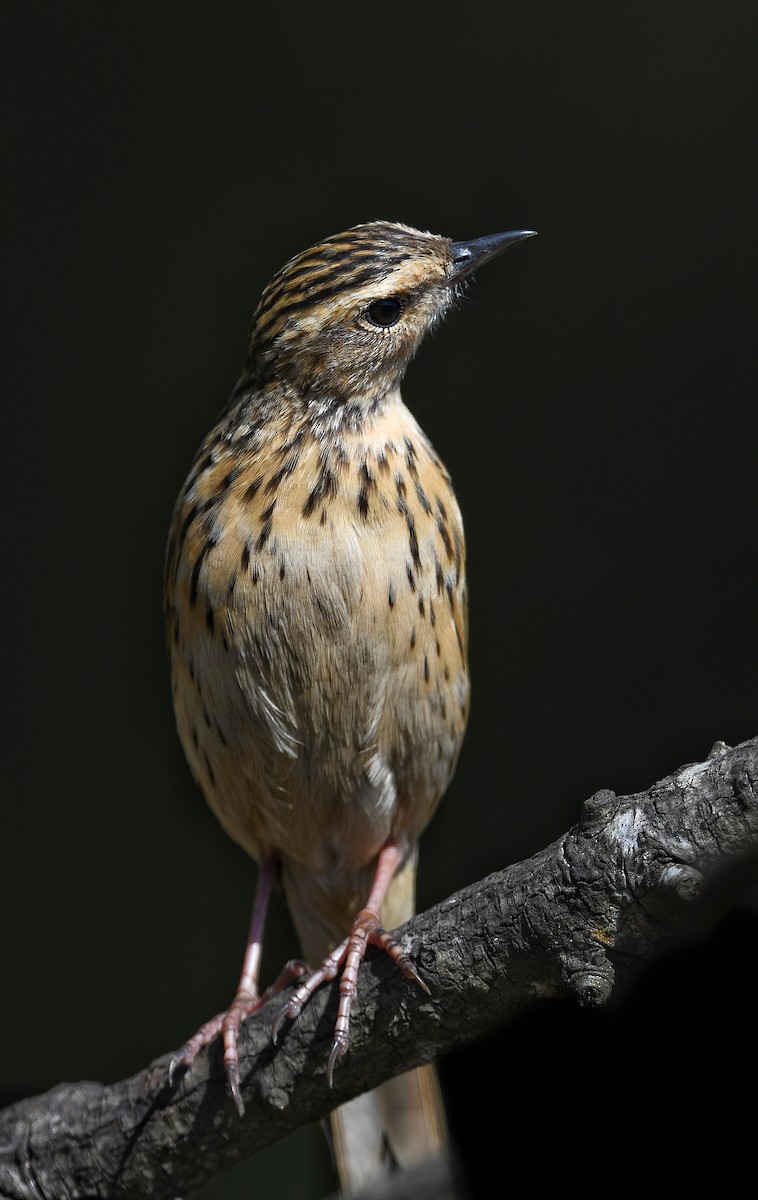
447, 229, 537, 286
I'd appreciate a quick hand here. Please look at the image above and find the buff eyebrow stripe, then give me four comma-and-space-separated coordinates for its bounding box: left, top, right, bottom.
258, 264, 393, 325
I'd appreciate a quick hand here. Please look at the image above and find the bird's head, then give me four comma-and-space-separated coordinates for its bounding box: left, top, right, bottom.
247, 221, 535, 406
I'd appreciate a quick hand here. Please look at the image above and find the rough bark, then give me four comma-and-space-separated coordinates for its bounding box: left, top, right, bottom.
1, 736, 755, 1199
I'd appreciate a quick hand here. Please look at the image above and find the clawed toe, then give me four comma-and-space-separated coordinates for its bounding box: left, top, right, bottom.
168, 958, 311, 1110
268, 907, 429, 1087
167, 1052, 186, 1088
226, 1062, 244, 1117
271, 996, 298, 1044
327, 1031, 349, 1087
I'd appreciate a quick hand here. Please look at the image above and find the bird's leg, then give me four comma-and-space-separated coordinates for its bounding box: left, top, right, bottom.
272, 838, 430, 1086
327, 839, 430, 1083
169, 855, 308, 1114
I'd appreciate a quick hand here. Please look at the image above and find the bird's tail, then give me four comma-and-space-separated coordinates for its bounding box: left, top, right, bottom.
330, 1061, 447, 1194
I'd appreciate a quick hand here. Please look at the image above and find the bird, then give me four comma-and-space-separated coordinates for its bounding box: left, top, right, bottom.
164, 219, 536, 1192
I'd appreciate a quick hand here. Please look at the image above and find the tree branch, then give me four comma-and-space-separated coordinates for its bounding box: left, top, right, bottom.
1, 736, 756, 1199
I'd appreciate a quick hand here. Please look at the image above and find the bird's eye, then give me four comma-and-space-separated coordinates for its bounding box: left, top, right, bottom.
365, 298, 403, 328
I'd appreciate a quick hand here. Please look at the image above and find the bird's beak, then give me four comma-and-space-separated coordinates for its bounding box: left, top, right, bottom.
447, 229, 537, 286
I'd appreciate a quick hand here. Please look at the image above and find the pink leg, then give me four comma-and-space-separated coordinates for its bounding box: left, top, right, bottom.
169, 856, 308, 1114
273, 838, 429, 1086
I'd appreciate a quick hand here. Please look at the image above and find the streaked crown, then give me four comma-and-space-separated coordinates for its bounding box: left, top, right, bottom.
246, 221, 456, 398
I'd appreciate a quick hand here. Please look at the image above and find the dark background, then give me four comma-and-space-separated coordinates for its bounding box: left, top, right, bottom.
4, 3, 756, 1197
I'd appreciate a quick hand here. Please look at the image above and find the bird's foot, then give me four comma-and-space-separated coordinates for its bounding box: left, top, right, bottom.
169, 958, 309, 1114
271, 937, 349, 1042
272, 908, 429, 1086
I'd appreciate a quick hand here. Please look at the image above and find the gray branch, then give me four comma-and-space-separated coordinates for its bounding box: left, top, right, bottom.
1, 736, 756, 1199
